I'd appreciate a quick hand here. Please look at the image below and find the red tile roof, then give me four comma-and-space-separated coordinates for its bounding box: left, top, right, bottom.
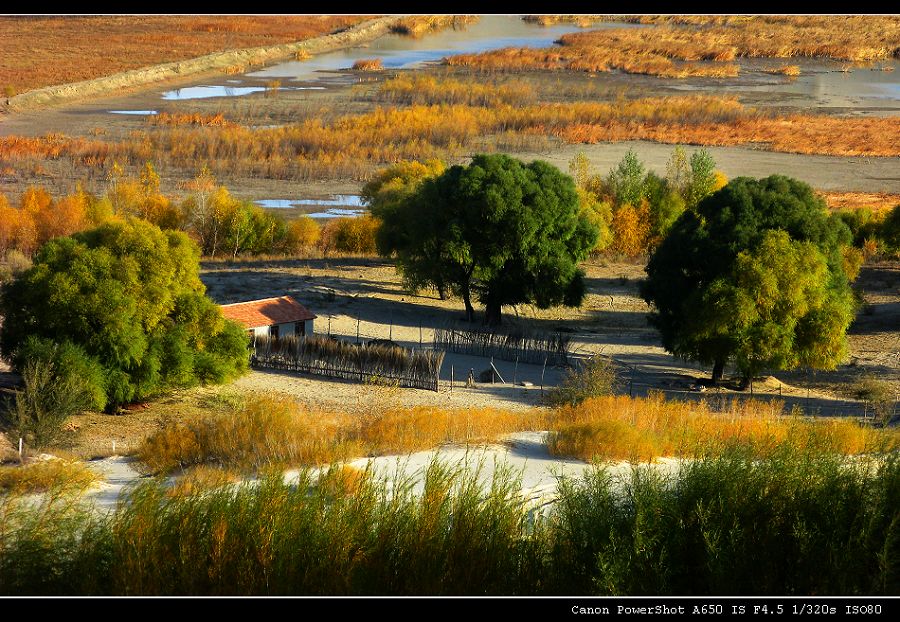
220, 296, 316, 329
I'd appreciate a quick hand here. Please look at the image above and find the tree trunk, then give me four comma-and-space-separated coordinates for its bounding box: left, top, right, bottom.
462, 286, 475, 323
711, 360, 725, 385
437, 283, 447, 300
483, 301, 502, 327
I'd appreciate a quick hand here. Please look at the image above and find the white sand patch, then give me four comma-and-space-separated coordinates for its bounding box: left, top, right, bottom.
82, 456, 146, 511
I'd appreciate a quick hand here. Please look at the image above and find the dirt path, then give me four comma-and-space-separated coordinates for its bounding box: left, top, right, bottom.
1, 16, 402, 115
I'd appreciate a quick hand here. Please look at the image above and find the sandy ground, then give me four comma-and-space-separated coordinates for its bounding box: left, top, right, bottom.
35, 432, 681, 516
201, 257, 898, 418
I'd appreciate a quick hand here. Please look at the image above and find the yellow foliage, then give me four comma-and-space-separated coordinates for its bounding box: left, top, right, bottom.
319, 215, 378, 255
285, 216, 321, 254
712, 170, 728, 192
610, 202, 652, 258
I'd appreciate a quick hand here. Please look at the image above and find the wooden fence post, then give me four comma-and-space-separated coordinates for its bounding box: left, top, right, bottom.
540, 356, 548, 395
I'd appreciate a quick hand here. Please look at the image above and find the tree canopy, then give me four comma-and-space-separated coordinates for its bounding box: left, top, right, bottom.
0, 218, 248, 411
640, 175, 856, 383
370, 154, 598, 324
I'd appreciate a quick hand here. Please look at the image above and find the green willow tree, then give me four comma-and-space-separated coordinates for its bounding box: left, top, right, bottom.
641, 175, 856, 384
0, 218, 248, 410
372, 154, 598, 325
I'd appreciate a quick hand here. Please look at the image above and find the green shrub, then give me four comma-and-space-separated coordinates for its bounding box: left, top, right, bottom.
544, 356, 619, 407
3, 358, 97, 448
0, 218, 249, 410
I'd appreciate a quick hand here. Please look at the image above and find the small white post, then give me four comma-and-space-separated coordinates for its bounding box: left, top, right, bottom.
19, 437, 23, 462
112, 440, 116, 454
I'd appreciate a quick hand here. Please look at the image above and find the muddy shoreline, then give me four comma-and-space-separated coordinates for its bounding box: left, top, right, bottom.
1, 16, 402, 115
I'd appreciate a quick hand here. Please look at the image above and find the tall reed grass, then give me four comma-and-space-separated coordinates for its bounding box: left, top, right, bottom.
137, 396, 545, 474
0, 448, 896, 594
136, 393, 896, 475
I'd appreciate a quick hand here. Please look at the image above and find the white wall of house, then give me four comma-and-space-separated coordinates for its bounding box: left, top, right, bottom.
249, 319, 314, 339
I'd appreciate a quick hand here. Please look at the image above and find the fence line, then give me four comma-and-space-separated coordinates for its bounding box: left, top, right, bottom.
251, 334, 444, 391
433, 325, 570, 366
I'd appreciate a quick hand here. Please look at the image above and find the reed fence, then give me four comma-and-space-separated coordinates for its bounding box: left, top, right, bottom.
251, 334, 444, 391
433, 324, 570, 366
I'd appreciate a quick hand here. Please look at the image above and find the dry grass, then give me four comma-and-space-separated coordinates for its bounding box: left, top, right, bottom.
3, 79, 898, 187
352, 59, 384, 71
389, 15, 479, 38
165, 464, 241, 497
136, 392, 896, 475
548, 394, 896, 462
376, 74, 536, 107
766, 65, 801, 76
555, 114, 900, 157
137, 395, 545, 474
0, 16, 367, 94
820, 191, 900, 213
148, 112, 235, 128
0, 458, 98, 494
449, 16, 900, 78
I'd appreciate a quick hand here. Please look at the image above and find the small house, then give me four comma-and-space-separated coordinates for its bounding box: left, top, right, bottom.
220, 295, 316, 340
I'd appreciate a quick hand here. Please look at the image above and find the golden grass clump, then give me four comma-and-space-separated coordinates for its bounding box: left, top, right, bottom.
547, 394, 896, 463
820, 191, 900, 213
390, 15, 479, 38
166, 464, 241, 497
137, 396, 356, 474
766, 65, 801, 76
0, 458, 98, 494
352, 58, 383, 71
137, 395, 546, 474
376, 74, 536, 107
148, 112, 234, 127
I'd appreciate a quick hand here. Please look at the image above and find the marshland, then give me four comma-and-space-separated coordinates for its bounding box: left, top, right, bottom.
0, 14, 898, 596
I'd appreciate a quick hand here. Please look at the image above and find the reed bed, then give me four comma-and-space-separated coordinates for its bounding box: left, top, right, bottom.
0, 459, 98, 494
0, 448, 897, 594
821, 191, 900, 213
148, 112, 235, 128
252, 334, 444, 391
135, 391, 897, 476
389, 15, 480, 38
765, 65, 801, 76
137, 395, 543, 474
449, 16, 900, 78
548, 394, 897, 463
351, 58, 383, 71
433, 324, 571, 366
4, 90, 898, 185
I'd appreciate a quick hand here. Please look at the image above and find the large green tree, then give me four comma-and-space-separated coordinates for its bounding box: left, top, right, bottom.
0, 218, 248, 410
640, 175, 856, 384
372, 154, 598, 325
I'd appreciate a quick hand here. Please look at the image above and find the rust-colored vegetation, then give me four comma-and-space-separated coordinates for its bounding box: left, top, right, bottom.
548, 394, 895, 463
447, 15, 900, 78
0, 15, 367, 94
148, 112, 236, 128
389, 15, 480, 38
766, 65, 801, 76
2, 77, 897, 191
136, 393, 896, 473
820, 191, 900, 213
352, 58, 384, 71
